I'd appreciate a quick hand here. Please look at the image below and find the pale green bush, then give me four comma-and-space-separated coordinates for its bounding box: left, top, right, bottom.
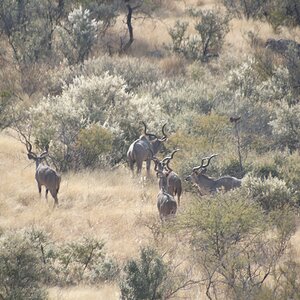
57, 6, 100, 64
168, 9, 230, 60
119, 247, 170, 300
244, 175, 293, 211
175, 189, 296, 299
29, 72, 135, 170
270, 101, 300, 151
0, 231, 48, 300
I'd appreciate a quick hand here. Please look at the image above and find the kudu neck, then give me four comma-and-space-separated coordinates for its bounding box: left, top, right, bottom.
34, 158, 44, 169
159, 176, 168, 192
151, 139, 162, 154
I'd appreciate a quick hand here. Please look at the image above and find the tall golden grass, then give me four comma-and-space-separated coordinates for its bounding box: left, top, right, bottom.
1, 131, 193, 298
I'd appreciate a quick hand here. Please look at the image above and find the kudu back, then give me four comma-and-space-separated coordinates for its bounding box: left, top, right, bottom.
153, 157, 177, 221
127, 122, 167, 177
186, 154, 242, 195
26, 142, 61, 206
157, 150, 182, 206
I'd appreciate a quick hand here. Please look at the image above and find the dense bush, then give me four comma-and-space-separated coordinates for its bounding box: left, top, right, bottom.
270, 101, 300, 151
0, 231, 48, 300
119, 247, 170, 300
57, 7, 100, 64
244, 175, 294, 211
168, 9, 230, 61
175, 189, 296, 299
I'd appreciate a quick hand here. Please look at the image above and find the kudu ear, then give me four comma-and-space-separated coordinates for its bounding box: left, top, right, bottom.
27, 153, 36, 160
201, 168, 207, 174
39, 152, 48, 160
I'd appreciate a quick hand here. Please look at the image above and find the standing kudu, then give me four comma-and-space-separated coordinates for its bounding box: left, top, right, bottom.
26, 141, 61, 206
158, 150, 182, 206
127, 122, 167, 177
153, 157, 177, 221
186, 154, 242, 195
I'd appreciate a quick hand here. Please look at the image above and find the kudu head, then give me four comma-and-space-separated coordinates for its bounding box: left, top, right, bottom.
141, 122, 168, 154
26, 141, 49, 169
185, 154, 218, 183
161, 149, 180, 174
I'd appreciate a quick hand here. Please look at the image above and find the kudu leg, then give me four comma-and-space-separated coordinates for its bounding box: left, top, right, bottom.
146, 159, 152, 177
45, 189, 49, 200
37, 183, 42, 198
128, 159, 135, 177
136, 161, 143, 176
50, 190, 59, 207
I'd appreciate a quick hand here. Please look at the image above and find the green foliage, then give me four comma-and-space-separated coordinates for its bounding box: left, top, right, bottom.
276, 152, 300, 205
176, 189, 296, 299
270, 101, 300, 152
0, 90, 15, 130
253, 162, 280, 179
77, 125, 113, 168
0, 231, 48, 300
193, 9, 230, 59
119, 247, 169, 300
168, 20, 189, 55
57, 6, 100, 64
244, 175, 294, 211
168, 9, 230, 61
221, 0, 264, 19
56, 237, 107, 284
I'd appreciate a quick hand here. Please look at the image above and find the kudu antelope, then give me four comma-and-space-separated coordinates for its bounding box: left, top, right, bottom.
127, 122, 167, 177
186, 154, 242, 195
26, 141, 61, 206
153, 157, 177, 221
157, 150, 182, 206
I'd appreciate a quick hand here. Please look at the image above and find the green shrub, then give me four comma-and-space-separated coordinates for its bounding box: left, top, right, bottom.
77, 125, 113, 168
0, 231, 48, 300
244, 175, 293, 211
270, 101, 300, 152
119, 247, 169, 300
168, 9, 230, 61
175, 189, 296, 299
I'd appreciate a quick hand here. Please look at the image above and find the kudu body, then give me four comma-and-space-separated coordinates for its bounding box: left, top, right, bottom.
186, 154, 242, 195
127, 122, 167, 177
153, 159, 177, 221
26, 142, 61, 206
156, 150, 182, 206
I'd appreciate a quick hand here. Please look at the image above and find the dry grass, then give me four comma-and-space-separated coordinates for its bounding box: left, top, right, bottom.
0, 132, 168, 298
0, 132, 162, 259
48, 285, 119, 300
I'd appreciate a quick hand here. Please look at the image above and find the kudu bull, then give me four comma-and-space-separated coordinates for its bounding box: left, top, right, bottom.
186, 154, 242, 195
26, 141, 61, 206
153, 157, 177, 221
127, 122, 167, 177
156, 150, 182, 206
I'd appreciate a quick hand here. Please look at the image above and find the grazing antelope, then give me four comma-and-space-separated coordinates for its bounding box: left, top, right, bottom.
127, 122, 167, 177
153, 158, 177, 221
26, 141, 61, 206
186, 154, 242, 195
159, 150, 182, 206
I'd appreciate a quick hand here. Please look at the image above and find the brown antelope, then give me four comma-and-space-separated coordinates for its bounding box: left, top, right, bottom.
26, 141, 61, 206
153, 158, 177, 221
158, 150, 182, 206
186, 154, 242, 195
127, 122, 167, 177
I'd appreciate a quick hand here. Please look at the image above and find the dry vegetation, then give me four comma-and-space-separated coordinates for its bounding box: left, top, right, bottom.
1, 0, 300, 299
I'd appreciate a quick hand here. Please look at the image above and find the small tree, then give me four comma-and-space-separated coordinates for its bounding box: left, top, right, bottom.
168, 9, 230, 61
119, 247, 169, 300
176, 189, 296, 299
57, 6, 100, 64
